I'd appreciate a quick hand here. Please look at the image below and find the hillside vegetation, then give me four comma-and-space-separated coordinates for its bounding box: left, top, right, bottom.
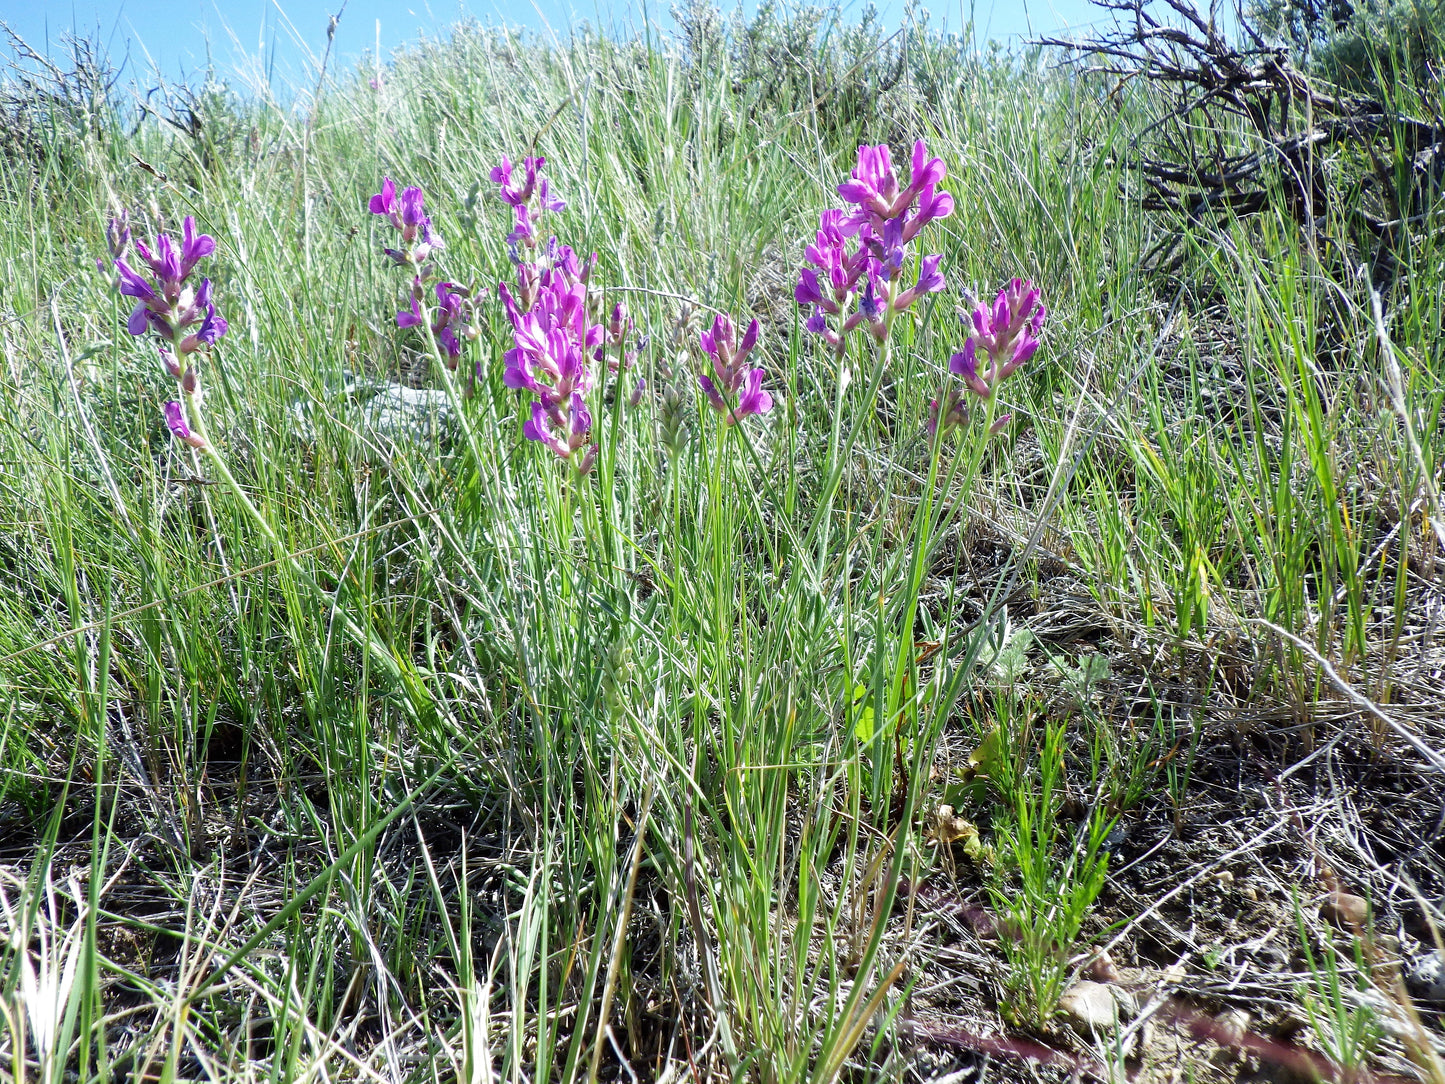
1, 1, 1444, 1080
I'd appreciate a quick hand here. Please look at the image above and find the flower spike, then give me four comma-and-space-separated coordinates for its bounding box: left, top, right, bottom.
798, 138, 953, 352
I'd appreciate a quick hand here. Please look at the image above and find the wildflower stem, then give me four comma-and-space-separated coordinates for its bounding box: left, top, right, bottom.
813, 337, 863, 568
179, 396, 284, 556
597, 336, 630, 575
418, 303, 488, 479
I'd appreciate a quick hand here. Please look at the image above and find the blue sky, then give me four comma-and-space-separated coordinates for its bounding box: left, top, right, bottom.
6, 0, 1109, 92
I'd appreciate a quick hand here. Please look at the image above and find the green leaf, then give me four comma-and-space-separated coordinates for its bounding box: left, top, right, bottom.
966, 724, 1004, 780
851, 682, 877, 743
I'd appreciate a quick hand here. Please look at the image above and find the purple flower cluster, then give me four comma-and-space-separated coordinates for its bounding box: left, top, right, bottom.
115, 216, 228, 354
932, 278, 1047, 437
499, 247, 599, 405
697, 316, 772, 426
369, 177, 443, 274
489, 155, 565, 250
926, 384, 969, 437
110, 215, 228, 450
491, 156, 601, 471
397, 279, 482, 369
797, 141, 954, 352
603, 301, 644, 378
368, 178, 482, 370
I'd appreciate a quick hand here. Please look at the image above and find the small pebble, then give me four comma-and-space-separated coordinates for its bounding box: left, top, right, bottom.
1058, 980, 1137, 1035
1086, 949, 1122, 983
1209, 1009, 1252, 1065
1214, 1008, 1251, 1048
1321, 890, 1370, 929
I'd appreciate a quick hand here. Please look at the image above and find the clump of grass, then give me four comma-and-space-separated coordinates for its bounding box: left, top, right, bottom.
990, 717, 1115, 1030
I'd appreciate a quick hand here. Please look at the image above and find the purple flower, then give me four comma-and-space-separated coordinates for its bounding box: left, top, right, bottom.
891, 254, 946, 313
126, 302, 153, 337
797, 209, 871, 347
838, 139, 953, 238
179, 216, 216, 277
488, 151, 608, 469
163, 400, 207, 449
177, 289, 228, 354
539, 178, 565, 214
866, 217, 907, 282
949, 340, 991, 398
901, 184, 955, 243
396, 281, 479, 369
115, 259, 155, 305
915, 254, 946, 293
369, 177, 396, 216
804, 210, 868, 298
500, 244, 602, 411
837, 144, 898, 220
732, 368, 773, 424
946, 279, 1046, 427
397, 297, 424, 329
399, 186, 427, 229
699, 367, 772, 426
965, 278, 1046, 390
569, 247, 598, 285
696, 374, 725, 413
857, 272, 883, 322
508, 205, 535, 247
795, 268, 828, 309
491, 155, 546, 207
134, 234, 182, 286
800, 141, 953, 351
115, 258, 158, 303
414, 220, 442, 263
369, 178, 442, 269
805, 307, 840, 347
489, 157, 514, 196
523, 392, 595, 470
491, 155, 563, 241
607, 302, 629, 343
906, 140, 946, 198
697, 313, 770, 425
928, 384, 968, 436
700, 315, 759, 383
111, 217, 227, 362
510, 254, 541, 311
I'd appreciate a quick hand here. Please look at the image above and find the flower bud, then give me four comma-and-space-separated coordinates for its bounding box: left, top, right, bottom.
163, 400, 207, 449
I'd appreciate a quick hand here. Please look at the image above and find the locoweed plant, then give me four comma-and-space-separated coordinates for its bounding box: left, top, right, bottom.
91, 117, 1047, 1080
